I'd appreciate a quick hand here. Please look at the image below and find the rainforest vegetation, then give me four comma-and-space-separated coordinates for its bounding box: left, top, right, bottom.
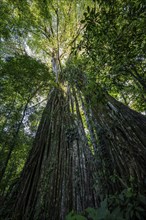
0, 0, 146, 219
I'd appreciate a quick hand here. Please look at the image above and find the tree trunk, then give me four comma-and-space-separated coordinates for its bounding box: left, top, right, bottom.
8, 88, 98, 220
4, 86, 146, 220
0, 102, 28, 183
84, 91, 146, 194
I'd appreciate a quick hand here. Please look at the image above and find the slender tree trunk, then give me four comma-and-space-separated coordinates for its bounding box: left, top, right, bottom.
0, 103, 28, 183
0, 86, 44, 184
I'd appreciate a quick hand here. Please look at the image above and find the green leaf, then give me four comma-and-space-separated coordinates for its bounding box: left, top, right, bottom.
65, 211, 87, 220
111, 207, 122, 217
138, 194, 146, 205
135, 207, 145, 212
85, 207, 98, 220
135, 211, 142, 220
80, 20, 85, 24
87, 6, 90, 13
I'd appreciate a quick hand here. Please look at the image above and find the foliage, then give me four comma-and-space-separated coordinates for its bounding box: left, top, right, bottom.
66, 189, 146, 220
81, 0, 146, 112
0, 54, 51, 194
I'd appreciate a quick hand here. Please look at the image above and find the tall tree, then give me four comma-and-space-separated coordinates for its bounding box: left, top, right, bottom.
0, 0, 146, 219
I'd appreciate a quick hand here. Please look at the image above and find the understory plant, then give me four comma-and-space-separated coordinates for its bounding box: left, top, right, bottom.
65, 188, 146, 220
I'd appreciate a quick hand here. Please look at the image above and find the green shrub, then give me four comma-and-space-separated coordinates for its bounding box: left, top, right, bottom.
65, 189, 146, 220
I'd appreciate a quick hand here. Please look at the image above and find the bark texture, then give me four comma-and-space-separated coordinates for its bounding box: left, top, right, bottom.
10, 88, 98, 220
83, 91, 146, 194
4, 86, 146, 220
